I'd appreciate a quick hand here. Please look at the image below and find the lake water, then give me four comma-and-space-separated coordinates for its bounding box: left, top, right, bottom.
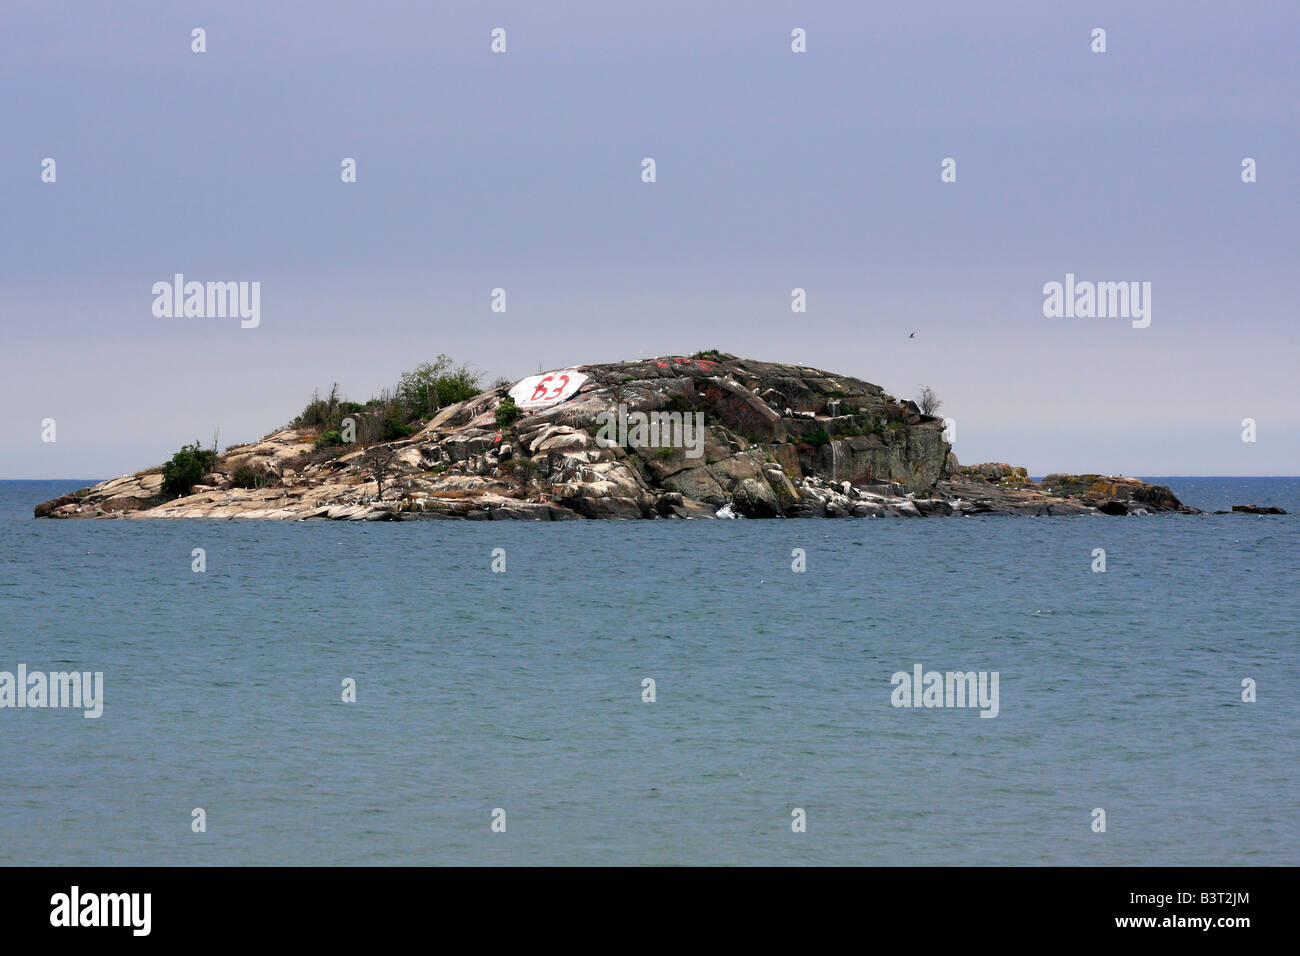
1, 477, 1296, 865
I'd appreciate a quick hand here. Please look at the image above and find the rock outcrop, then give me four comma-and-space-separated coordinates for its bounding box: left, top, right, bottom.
34, 353, 1199, 520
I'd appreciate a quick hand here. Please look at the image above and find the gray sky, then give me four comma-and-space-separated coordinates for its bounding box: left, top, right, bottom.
3, 0, 1297, 478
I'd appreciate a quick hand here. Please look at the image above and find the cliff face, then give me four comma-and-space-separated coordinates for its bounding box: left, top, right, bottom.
33, 353, 1194, 520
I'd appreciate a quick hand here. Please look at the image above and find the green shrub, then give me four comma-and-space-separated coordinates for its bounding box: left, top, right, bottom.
798, 431, 831, 447
229, 464, 272, 489
315, 429, 345, 449
292, 357, 481, 437
397, 355, 481, 420
380, 417, 414, 441
435, 371, 479, 407
161, 442, 217, 497
495, 397, 523, 428
291, 383, 342, 429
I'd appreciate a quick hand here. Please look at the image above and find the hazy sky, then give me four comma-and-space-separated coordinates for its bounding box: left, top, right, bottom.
3, 0, 1297, 478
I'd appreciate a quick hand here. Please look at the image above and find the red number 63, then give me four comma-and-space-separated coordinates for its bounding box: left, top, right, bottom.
529, 374, 569, 403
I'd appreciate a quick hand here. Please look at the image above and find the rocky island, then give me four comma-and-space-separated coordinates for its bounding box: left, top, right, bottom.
35, 353, 1201, 521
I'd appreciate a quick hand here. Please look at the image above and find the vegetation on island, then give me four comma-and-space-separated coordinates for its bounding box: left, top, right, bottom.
290, 354, 482, 444
494, 397, 523, 429
158, 355, 488, 498
161, 442, 217, 497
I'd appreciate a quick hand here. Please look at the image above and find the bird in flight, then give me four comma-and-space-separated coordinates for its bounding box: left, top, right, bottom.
908, 332, 916, 338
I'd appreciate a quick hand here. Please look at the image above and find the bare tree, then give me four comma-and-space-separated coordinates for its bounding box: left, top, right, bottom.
917, 386, 942, 416
367, 449, 396, 500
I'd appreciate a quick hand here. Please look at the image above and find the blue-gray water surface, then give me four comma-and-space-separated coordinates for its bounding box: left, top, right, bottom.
1, 478, 1296, 865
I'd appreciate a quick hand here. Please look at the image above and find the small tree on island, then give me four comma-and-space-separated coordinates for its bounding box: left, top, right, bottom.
366, 449, 397, 501
396, 355, 481, 420
495, 397, 523, 428
917, 386, 942, 416
161, 442, 218, 497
